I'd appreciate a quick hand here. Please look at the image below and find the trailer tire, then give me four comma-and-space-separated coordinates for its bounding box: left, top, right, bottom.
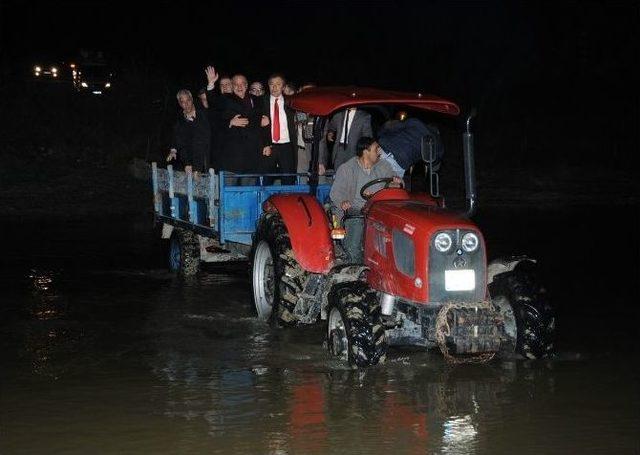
327, 281, 387, 367
169, 229, 200, 276
489, 259, 554, 359
251, 212, 305, 323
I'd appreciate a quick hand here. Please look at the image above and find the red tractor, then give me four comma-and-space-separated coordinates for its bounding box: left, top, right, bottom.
251, 87, 554, 367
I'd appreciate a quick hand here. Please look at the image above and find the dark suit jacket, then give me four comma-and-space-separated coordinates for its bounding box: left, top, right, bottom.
210, 92, 265, 173
171, 108, 211, 171
204, 88, 226, 171
319, 109, 373, 170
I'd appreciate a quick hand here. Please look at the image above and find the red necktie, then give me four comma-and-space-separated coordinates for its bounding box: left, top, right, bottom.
273, 97, 280, 142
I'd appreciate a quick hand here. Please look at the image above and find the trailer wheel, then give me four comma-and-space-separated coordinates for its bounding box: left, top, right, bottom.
251, 212, 305, 323
168, 229, 200, 276
489, 259, 554, 359
327, 281, 387, 367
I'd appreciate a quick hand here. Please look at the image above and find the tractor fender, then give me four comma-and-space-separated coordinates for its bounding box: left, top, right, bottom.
264, 193, 335, 274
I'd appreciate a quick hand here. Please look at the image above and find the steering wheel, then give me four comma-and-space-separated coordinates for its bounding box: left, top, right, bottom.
360, 177, 396, 200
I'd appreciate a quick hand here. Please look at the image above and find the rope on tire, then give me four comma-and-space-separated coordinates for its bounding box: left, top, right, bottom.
435, 301, 496, 364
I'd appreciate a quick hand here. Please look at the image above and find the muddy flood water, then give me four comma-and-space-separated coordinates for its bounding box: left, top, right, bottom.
1, 205, 638, 454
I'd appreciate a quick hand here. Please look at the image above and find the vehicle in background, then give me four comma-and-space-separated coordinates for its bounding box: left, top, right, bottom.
74, 62, 113, 95
32, 62, 66, 81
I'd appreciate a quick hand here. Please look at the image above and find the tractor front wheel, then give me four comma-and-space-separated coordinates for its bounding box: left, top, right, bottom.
489, 258, 555, 359
327, 281, 387, 367
250, 212, 306, 323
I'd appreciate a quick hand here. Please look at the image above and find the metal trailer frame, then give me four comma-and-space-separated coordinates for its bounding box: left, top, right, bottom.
151, 163, 332, 259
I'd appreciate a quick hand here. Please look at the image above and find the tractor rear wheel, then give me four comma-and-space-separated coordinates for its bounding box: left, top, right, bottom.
251, 212, 305, 323
489, 259, 555, 359
327, 281, 387, 367
168, 229, 200, 276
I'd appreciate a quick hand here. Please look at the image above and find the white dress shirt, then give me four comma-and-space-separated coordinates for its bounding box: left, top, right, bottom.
339, 108, 357, 144
270, 95, 290, 144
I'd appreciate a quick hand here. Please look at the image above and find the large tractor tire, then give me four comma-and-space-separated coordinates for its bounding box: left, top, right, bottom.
488, 258, 555, 359
327, 281, 388, 367
168, 229, 200, 276
251, 212, 306, 323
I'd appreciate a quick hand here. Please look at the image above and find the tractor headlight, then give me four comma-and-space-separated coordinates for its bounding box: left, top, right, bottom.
51, 67, 58, 73
434, 232, 452, 253
461, 232, 479, 252
81, 82, 88, 88
35, 66, 42, 72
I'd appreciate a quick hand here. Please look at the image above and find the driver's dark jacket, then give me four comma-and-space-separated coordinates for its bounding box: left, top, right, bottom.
329, 156, 395, 221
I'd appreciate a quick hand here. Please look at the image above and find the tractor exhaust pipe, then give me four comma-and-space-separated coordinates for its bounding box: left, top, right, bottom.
463, 109, 477, 218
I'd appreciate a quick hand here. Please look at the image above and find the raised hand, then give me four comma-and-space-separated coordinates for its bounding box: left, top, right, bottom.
205, 65, 219, 86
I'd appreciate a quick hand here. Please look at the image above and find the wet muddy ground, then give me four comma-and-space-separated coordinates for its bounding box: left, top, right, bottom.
1, 204, 638, 454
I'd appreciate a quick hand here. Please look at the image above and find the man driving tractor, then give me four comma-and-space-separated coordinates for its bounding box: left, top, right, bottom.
329, 136, 402, 262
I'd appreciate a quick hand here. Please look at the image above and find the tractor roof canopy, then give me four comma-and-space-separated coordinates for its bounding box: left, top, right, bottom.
288, 86, 461, 117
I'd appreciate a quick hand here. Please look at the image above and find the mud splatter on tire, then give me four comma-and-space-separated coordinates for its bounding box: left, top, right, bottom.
327, 281, 388, 367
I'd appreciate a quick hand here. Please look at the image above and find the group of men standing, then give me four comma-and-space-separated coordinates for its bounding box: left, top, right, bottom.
168, 65, 387, 183
168, 66, 309, 183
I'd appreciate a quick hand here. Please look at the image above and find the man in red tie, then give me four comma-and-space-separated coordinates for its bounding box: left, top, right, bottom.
260, 73, 297, 184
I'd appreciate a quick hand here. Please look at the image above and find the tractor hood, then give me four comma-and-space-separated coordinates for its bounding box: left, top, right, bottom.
367, 200, 478, 236
365, 199, 487, 304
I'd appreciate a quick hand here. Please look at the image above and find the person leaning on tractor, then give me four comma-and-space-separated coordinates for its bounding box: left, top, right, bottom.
377, 112, 445, 177
329, 136, 401, 223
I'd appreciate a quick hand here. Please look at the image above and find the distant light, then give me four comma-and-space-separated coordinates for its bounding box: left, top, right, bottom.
105, 82, 111, 88
92, 91, 103, 95
35, 66, 42, 72
53, 73, 58, 78
51, 67, 58, 73
34, 71, 40, 76
72, 70, 77, 76
81, 82, 88, 88
70, 63, 76, 68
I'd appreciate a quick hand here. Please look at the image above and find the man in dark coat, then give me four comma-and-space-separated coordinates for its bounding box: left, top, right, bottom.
259, 73, 297, 184
204, 66, 227, 172
206, 72, 267, 180
167, 89, 210, 172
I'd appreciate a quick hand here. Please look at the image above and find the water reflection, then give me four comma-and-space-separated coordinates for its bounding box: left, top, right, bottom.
20, 268, 87, 379
146, 284, 560, 455
28, 268, 66, 320
2, 206, 638, 453
442, 415, 477, 454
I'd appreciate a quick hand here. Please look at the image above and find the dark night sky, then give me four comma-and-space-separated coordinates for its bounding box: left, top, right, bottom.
3, 1, 638, 90
1, 0, 638, 169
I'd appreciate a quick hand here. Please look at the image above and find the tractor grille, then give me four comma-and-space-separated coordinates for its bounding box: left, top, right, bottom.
428, 229, 486, 303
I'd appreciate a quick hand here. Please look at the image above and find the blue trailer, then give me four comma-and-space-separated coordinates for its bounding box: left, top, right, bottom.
151, 162, 332, 274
